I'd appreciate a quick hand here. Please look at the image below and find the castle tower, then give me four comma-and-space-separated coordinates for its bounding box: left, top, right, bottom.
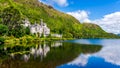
40, 19, 44, 26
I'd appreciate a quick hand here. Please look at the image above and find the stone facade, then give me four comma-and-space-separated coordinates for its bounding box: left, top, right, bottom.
51, 34, 62, 38
22, 19, 31, 27
23, 19, 50, 37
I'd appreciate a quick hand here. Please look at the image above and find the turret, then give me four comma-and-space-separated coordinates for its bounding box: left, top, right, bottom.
40, 19, 44, 26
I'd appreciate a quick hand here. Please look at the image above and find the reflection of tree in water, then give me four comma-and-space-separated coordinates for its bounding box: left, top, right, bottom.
22, 42, 63, 62
0, 42, 102, 68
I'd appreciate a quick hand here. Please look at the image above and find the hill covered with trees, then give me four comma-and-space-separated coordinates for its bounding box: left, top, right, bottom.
0, 0, 119, 39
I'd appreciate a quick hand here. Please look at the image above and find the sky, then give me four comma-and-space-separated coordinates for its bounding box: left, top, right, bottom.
39, 0, 120, 34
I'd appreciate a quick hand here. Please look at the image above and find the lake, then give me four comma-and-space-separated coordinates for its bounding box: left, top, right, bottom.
0, 39, 120, 68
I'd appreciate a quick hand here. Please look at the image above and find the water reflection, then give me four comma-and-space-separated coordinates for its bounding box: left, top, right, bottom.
51, 42, 62, 47
11, 42, 62, 62
68, 54, 90, 66
59, 39, 120, 68
23, 54, 30, 62
30, 45, 50, 61
0, 41, 101, 68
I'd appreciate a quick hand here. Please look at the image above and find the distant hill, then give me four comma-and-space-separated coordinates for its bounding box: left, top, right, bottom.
0, 0, 119, 38
117, 34, 120, 36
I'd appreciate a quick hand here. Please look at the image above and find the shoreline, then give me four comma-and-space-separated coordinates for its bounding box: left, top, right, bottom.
0, 36, 74, 44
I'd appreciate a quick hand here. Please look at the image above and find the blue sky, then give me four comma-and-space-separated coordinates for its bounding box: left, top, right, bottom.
41, 0, 120, 20
40, 0, 120, 34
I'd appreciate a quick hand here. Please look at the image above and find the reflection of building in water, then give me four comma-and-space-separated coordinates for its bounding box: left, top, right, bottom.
4, 47, 7, 51
8, 42, 63, 62
30, 43, 50, 61
51, 42, 62, 47
23, 54, 30, 62
30, 42, 62, 59
19, 44, 50, 62
20, 42, 62, 62
10, 53, 15, 58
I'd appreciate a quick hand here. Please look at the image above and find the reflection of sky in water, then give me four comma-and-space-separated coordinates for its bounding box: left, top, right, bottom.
58, 39, 120, 68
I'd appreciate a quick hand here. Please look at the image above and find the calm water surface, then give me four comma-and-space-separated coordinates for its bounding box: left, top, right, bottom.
58, 39, 120, 68
0, 39, 120, 68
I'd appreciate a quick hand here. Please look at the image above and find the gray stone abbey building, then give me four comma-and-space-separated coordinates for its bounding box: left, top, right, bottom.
23, 19, 50, 37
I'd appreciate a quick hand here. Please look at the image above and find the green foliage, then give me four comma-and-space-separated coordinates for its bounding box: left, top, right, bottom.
9, 26, 26, 38
0, 5, 31, 38
1, 6, 21, 29
40, 33, 44, 38
0, 24, 8, 36
0, 0, 119, 38
25, 27, 30, 35
47, 34, 52, 38
0, 37, 5, 43
63, 33, 73, 38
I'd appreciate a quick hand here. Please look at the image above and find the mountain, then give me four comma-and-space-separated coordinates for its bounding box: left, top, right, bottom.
117, 34, 120, 36
0, 0, 119, 38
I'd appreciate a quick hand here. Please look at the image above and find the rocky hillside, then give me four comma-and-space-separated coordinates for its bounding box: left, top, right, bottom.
0, 0, 119, 38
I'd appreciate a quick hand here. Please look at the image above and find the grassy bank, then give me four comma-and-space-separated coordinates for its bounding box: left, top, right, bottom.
0, 35, 74, 44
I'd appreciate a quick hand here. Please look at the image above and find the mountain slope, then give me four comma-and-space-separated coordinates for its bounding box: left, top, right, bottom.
0, 0, 119, 38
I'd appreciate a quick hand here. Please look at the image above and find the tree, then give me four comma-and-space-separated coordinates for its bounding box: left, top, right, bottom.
25, 27, 30, 35
0, 37, 5, 44
40, 33, 44, 38
9, 26, 26, 38
1, 6, 28, 38
63, 32, 73, 38
1, 6, 21, 29
0, 24, 8, 36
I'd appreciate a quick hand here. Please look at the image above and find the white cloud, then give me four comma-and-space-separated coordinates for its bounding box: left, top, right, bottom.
52, 0, 68, 7
66, 39, 120, 66
92, 40, 120, 66
67, 10, 91, 23
68, 54, 90, 66
93, 12, 120, 34
67, 10, 120, 34
40, 0, 68, 7
40, 0, 120, 34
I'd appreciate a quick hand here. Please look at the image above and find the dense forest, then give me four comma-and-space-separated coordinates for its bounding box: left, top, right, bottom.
0, 0, 119, 39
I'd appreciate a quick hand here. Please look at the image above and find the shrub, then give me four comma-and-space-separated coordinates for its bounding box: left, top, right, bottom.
0, 24, 8, 36
0, 37, 5, 43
